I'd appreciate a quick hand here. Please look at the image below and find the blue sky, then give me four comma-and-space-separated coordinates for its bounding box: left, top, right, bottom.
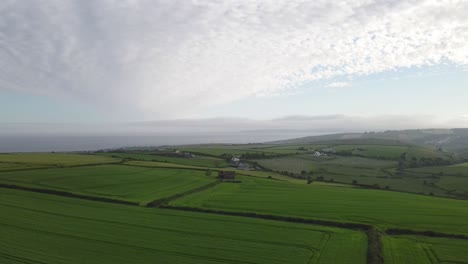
201, 65, 468, 120
0, 1, 467, 126
2, 65, 466, 123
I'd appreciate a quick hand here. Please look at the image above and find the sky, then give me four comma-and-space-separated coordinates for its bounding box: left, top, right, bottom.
0, 0, 467, 127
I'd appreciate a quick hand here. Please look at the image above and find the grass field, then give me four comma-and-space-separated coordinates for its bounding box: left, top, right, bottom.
383, 235, 468, 263
98, 152, 230, 168
172, 176, 468, 235
407, 162, 468, 177
179, 146, 281, 157
329, 145, 409, 159
0, 162, 46, 171
402, 163, 468, 196
0, 165, 215, 205
0, 153, 120, 166
2, 148, 468, 263
0, 188, 368, 264
255, 155, 391, 177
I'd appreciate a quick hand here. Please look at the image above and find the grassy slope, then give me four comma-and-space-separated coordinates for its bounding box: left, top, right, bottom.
0, 188, 367, 264
0, 165, 215, 205
172, 176, 468, 235
383, 235, 468, 264
0, 153, 120, 166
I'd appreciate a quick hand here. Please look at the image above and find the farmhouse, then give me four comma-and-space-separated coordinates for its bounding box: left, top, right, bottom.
218, 171, 236, 179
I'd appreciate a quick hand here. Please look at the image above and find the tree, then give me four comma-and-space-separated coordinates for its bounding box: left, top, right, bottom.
205, 169, 212, 177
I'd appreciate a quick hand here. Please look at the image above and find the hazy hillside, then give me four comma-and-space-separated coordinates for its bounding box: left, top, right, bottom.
273, 128, 468, 157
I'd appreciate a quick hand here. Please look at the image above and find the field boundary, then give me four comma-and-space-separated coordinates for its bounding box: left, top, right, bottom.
0, 161, 123, 172
146, 180, 222, 207
0, 183, 138, 206
386, 228, 468, 240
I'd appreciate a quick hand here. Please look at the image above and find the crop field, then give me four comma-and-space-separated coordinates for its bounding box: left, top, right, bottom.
299, 155, 397, 168
172, 176, 468, 235
179, 147, 279, 157
255, 155, 391, 177
247, 144, 332, 154
407, 163, 468, 177
98, 152, 230, 168
124, 160, 309, 184
0, 153, 120, 166
324, 145, 409, 159
0, 165, 215, 205
124, 160, 209, 170
2, 142, 468, 264
383, 235, 468, 263
402, 164, 468, 196
0, 188, 367, 264
406, 146, 453, 161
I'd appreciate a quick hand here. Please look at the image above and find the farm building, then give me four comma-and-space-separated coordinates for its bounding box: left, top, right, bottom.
218, 171, 236, 179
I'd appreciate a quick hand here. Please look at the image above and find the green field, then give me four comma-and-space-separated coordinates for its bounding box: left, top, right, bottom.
2, 143, 468, 263
0, 153, 120, 166
256, 155, 395, 174
172, 176, 468, 235
99, 152, 230, 168
0, 162, 46, 171
0, 188, 367, 264
407, 162, 468, 177
328, 144, 409, 159
179, 146, 280, 157
0, 165, 215, 205
383, 235, 468, 263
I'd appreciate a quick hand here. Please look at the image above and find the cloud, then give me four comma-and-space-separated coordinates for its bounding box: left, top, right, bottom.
0, 0, 467, 118
326, 82, 351, 88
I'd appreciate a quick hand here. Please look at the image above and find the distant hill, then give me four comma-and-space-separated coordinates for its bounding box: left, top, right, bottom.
272, 128, 468, 157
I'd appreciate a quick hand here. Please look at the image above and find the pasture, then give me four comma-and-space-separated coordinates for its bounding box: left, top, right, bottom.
0, 153, 120, 166
329, 144, 409, 160
98, 152, 230, 168
172, 176, 468, 235
0, 188, 367, 264
0, 162, 46, 171
0, 165, 215, 205
383, 235, 468, 263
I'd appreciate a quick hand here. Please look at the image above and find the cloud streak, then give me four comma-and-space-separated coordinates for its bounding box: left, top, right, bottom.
0, 0, 467, 117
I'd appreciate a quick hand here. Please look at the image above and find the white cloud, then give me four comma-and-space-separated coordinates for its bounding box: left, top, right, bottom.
0, 0, 467, 118
326, 82, 351, 88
